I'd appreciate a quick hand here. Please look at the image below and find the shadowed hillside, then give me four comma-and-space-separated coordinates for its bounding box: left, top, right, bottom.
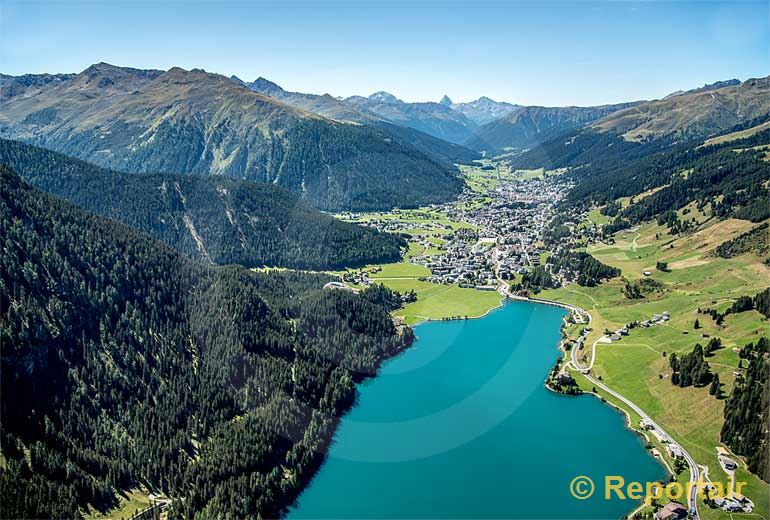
0, 166, 412, 519
0, 138, 407, 269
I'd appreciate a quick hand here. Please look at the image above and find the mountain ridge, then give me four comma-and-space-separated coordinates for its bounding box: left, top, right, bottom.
0, 63, 464, 211
343, 93, 478, 144
464, 101, 641, 152
593, 75, 770, 142
242, 77, 480, 164
450, 96, 519, 125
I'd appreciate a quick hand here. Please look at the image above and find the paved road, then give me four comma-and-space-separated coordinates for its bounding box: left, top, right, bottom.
500, 289, 701, 515
583, 372, 701, 516
571, 334, 601, 371
570, 327, 701, 517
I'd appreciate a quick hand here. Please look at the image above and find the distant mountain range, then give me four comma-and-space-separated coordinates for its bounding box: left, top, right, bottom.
242, 78, 518, 143
239, 77, 479, 165
2, 63, 767, 209
510, 75, 770, 171
663, 78, 741, 99
0, 63, 464, 211
449, 96, 520, 125
0, 138, 406, 269
240, 75, 374, 123
342, 92, 477, 144
464, 102, 641, 152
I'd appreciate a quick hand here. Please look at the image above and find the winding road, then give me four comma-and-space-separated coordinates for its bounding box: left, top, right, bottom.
498, 280, 702, 515
582, 371, 701, 516
567, 322, 701, 517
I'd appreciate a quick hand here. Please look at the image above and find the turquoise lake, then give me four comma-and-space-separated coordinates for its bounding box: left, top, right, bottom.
289, 300, 667, 518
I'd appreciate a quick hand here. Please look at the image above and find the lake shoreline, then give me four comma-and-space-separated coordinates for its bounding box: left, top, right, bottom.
291, 297, 666, 519
435, 291, 675, 519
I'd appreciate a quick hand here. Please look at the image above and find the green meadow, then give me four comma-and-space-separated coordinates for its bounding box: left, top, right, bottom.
543, 217, 770, 519
339, 207, 503, 325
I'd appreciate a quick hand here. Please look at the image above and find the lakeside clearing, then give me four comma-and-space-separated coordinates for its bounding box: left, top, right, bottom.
336, 204, 505, 324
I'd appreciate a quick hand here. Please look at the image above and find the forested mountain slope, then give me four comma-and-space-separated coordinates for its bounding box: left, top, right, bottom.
0, 63, 463, 211
0, 139, 406, 269
464, 102, 639, 152
562, 124, 770, 225
0, 166, 412, 519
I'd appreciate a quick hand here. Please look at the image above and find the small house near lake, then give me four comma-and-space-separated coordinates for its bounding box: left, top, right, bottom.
654, 502, 687, 520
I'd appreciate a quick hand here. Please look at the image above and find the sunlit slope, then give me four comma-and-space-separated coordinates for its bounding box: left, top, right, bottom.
0, 63, 462, 211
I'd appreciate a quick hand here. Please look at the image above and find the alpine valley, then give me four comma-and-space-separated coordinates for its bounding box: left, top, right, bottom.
1, 59, 769, 520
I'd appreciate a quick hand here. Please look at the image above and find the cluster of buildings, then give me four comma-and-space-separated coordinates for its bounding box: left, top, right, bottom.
639, 419, 686, 459
338, 265, 385, 287
607, 312, 670, 342
341, 170, 600, 292
639, 424, 755, 516
411, 177, 576, 288
413, 232, 498, 288
712, 448, 754, 513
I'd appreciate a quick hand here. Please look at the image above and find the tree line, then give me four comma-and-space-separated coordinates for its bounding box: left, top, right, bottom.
721, 338, 769, 482
0, 166, 412, 518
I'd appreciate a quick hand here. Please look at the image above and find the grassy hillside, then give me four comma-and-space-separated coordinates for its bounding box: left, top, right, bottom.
702, 120, 770, 147
542, 216, 770, 519
508, 78, 770, 176
593, 76, 770, 142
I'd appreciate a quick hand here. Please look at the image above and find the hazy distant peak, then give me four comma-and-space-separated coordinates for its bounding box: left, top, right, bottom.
165, 66, 188, 75
665, 78, 741, 99
449, 95, 519, 126
80, 62, 123, 74
368, 91, 400, 103
697, 78, 740, 90
471, 96, 516, 107
250, 76, 284, 95
80, 62, 162, 77
663, 90, 684, 99
439, 95, 452, 106
230, 75, 246, 86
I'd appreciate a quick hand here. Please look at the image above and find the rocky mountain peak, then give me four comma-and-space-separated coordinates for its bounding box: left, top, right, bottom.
368, 91, 400, 104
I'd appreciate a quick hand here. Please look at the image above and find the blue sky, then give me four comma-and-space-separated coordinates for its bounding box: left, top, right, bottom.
2, 1, 768, 106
